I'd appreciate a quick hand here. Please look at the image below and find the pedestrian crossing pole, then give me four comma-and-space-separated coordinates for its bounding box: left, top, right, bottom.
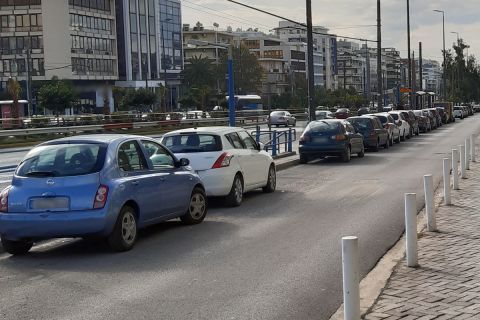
452, 149, 460, 190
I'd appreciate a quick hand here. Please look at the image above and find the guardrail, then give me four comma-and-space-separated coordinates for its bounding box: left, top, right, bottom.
253, 126, 297, 157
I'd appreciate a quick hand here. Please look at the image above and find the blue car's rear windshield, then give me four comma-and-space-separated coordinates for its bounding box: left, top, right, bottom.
16, 143, 107, 177
162, 134, 222, 153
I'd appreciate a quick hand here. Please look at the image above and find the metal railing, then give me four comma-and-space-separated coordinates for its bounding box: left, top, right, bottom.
253, 126, 297, 157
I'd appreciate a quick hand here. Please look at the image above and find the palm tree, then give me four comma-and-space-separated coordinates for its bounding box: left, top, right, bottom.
182, 56, 215, 88
6, 78, 21, 119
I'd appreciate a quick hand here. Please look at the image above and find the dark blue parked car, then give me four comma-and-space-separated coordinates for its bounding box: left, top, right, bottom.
299, 119, 364, 163
0, 135, 207, 254
346, 116, 389, 151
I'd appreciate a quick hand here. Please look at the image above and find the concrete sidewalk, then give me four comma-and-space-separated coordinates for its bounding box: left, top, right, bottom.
364, 156, 480, 319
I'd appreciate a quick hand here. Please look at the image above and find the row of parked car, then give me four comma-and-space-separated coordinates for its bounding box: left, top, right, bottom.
0, 127, 276, 254
298, 106, 465, 163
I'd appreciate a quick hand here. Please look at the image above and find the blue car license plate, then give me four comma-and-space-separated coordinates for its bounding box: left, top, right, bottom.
30, 197, 69, 210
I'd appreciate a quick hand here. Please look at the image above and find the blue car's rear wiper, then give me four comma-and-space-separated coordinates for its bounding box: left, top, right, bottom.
24, 171, 57, 177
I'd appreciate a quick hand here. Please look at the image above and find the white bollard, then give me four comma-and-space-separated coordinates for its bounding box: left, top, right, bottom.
443, 158, 451, 206
471, 134, 476, 162
452, 149, 460, 190
424, 175, 437, 232
342, 236, 360, 320
460, 145, 467, 179
466, 138, 471, 170
405, 193, 418, 268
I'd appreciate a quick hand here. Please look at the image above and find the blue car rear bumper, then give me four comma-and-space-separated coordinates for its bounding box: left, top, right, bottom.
0, 208, 113, 241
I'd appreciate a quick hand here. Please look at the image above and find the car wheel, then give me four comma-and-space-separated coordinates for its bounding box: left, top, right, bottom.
181, 187, 207, 225
358, 146, 365, 158
107, 205, 137, 252
262, 165, 276, 193
225, 174, 243, 207
0, 236, 33, 255
401, 130, 406, 141
299, 153, 309, 164
342, 146, 351, 162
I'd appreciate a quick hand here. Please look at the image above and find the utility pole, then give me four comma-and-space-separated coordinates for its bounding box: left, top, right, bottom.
412, 51, 416, 109
419, 42, 423, 92
376, 0, 383, 112
161, 21, 168, 112
433, 10, 446, 101
306, 0, 316, 121
407, 0, 412, 108
343, 60, 347, 106
228, 45, 236, 127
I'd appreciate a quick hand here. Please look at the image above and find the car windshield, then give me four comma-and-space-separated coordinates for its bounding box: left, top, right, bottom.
307, 121, 340, 132
271, 111, 286, 116
162, 134, 222, 153
16, 143, 106, 178
348, 118, 372, 131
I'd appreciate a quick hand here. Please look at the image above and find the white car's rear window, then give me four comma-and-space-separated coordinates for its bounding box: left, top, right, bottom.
163, 134, 222, 153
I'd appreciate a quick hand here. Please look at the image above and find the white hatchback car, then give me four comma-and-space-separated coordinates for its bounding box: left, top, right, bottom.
161, 127, 276, 206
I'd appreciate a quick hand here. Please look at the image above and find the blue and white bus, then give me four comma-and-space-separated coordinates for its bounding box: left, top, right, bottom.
226, 95, 263, 111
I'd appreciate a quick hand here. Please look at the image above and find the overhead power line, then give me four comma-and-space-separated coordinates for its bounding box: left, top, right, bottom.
226, 0, 378, 43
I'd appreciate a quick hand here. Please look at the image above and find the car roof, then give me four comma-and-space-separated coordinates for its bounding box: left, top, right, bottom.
39, 134, 146, 146
162, 126, 244, 136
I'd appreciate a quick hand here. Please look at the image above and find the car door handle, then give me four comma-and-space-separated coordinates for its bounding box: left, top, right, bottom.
131, 181, 139, 186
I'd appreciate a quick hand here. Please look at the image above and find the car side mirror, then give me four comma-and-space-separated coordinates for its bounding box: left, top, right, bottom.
178, 158, 190, 167
258, 142, 265, 151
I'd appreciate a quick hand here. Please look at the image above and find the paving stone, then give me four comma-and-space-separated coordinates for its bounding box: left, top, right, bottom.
364, 157, 480, 319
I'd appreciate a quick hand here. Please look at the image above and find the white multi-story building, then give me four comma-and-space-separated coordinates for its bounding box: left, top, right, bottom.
275, 21, 328, 88
419, 59, 442, 95
0, 0, 118, 112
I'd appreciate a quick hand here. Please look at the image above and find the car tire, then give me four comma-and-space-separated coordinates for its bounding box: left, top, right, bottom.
401, 130, 406, 141
358, 146, 365, 158
225, 174, 243, 207
299, 154, 309, 164
1, 236, 33, 255
107, 205, 137, 252
180, 187, 207, 225
342, 146, 351, 162
262, 165, 276, 193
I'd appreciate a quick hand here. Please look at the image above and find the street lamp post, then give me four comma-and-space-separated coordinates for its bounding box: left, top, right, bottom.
433, 10, 446, 101
407, 0, 413, 109
451, 31, 460, 101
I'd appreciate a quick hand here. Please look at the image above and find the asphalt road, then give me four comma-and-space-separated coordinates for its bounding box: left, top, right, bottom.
0, 117, 478, 320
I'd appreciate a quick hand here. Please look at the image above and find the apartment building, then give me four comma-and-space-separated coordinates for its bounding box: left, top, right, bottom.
337, 40, 365, 94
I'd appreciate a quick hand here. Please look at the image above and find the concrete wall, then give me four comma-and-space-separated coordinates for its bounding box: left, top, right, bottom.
42, 0, 71, 79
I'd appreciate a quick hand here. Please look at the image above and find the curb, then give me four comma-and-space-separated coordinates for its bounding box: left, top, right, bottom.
276, 158, 300, 172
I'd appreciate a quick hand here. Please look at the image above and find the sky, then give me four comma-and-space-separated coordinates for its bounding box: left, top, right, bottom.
182, 0, 480, 63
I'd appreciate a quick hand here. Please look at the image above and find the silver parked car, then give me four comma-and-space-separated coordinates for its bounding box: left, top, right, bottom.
268, 111, 296, 127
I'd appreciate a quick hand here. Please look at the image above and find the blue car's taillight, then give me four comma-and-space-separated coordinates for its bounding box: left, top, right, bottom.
93, 185, 109, 209
0, 187, 9, 213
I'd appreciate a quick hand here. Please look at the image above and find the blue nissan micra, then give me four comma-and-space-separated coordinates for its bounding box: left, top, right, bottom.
0, 135, 207, 254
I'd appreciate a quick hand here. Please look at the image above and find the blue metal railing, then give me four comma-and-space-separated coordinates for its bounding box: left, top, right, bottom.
253, 126, 297, 157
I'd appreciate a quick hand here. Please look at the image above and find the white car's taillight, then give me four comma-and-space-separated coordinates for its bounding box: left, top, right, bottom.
212, 152, 234, 169
93, 185, 109, 209
0, 188, 9, 213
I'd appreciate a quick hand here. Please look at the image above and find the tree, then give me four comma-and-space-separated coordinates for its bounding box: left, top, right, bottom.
219, 44, 264, 94
116, 88, 157, 112
6, 78, 21, 119
182, 56, 215, 88
37, 78, 78, 116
